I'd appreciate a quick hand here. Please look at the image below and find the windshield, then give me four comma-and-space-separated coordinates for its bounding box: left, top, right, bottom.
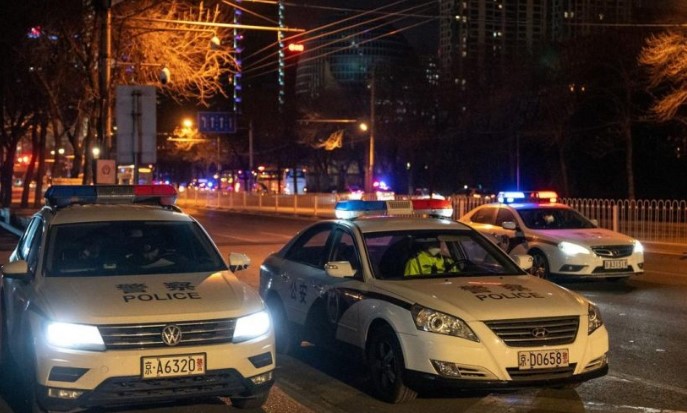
44, 221, 226, 277
517, 207, 596, 230
364, 230, 525, 280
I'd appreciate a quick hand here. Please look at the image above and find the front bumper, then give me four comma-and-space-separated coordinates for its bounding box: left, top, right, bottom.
32, 331, 275, 412
405, 363, 608, 392
36, 368, 274, 411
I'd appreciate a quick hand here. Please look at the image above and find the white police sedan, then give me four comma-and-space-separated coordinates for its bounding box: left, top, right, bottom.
259, 199, 609, 403
459, 191, 644, 280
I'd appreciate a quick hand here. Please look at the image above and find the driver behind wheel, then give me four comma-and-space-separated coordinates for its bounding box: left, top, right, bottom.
404, 239, 458, 276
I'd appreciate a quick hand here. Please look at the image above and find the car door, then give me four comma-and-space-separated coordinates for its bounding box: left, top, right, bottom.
4, 216, 44, 352
278, 223, 335, 325
493, 207, 524, 252
322, 228, 363, 343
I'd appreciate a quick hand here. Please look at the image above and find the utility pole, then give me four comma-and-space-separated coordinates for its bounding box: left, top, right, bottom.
365, 67, 376, 194
97, 0, 113, 157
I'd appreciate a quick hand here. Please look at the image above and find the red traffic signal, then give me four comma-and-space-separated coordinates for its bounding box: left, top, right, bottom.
287, 43, 304, 52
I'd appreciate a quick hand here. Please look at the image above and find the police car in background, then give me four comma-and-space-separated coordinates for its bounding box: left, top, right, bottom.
259, 199, 609, 403
0, 185, 274, 412
459, 191, 644, 280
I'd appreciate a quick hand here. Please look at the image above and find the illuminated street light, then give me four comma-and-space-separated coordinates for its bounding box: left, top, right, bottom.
359, 122, 368, 132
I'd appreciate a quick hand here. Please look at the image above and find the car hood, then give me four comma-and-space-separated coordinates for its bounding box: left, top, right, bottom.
373, 275, 587, 321
34, 271, 264, 325
528, 227, 635, 246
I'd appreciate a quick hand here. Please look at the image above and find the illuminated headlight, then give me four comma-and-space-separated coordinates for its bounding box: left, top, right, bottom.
411, 305, 479, 342
46, 322, 105, 351
587, 303, 604, 334
633, 241, 644, 254
558, 241, 591, 256
234, 311, 271, 343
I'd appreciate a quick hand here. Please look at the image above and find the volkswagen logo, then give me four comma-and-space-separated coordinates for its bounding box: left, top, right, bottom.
531, 327, 549, 338
161, 325, 183, 346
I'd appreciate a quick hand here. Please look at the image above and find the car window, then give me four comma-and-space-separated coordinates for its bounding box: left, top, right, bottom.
517, 207, 596, 229
44, 221, 226, 277
330, 230, 361, 276
495, 208, 517, 226
366, 230, 523, 280
17, 217, 42, 260
469, 207, 496, 224
284, 224, 333, 268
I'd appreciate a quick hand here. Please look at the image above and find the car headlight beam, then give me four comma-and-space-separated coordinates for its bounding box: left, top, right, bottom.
588, 303, 604, 335
46, 322, 105, 351
633, 240, 644, 254
233, 310, 271, 343
558, 241, 591, 256
411, 305, 479, 342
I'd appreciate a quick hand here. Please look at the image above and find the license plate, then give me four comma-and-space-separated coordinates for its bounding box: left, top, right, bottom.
604, 259, 627, 269
141, 353, 206, 379
517, 349, 569, 370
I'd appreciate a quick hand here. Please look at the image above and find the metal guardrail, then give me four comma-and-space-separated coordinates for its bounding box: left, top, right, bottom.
177, 189, 687, 245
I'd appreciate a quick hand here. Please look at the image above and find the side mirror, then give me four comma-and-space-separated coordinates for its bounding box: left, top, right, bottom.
512, 254, 533, 271
228, 252, 250, 272
324, 261, 356, 278
502, 221, 517, 230
2, 260, 31, 279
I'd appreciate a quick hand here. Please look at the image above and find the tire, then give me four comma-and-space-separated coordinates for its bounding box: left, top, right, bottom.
529, 250, 550, 279
230, 391, 270, 409
366, 325, 417, 403
266, 296, 301, 354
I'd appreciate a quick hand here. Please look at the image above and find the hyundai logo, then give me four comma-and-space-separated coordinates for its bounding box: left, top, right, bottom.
531, 327, 549, 338
161, 325, 183, 346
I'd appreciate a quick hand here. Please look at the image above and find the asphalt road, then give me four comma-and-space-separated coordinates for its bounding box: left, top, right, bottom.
1, 208, 686, 413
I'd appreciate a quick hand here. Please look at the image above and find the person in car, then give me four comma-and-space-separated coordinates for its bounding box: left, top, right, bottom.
404, 239, 457, 276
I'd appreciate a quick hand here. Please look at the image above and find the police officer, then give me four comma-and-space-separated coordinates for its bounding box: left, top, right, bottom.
404, 239, 457, 276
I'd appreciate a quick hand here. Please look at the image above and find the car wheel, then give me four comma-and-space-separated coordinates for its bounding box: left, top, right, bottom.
230, 391, 270, 409
366, 325, 417, 403
529, 250, 550, 279
266, 296, 301, 354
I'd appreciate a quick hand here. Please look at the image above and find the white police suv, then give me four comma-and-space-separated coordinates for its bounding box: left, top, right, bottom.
459, 191, 644, 280
259, 199, 609, 403
0, 185, 274, 412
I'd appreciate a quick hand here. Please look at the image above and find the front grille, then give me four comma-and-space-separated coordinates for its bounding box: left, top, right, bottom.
591, 245, 634, 258
506, 364, 576, 381
99, 319, 236, 350
484, 316, 579, 347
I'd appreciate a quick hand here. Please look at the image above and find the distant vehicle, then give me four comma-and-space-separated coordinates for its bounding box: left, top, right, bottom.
260, 199, 609, 403
282, 168, 307, 195
255, 168, 307, 194
1, 185, 275, 411
459, 191, 644, 280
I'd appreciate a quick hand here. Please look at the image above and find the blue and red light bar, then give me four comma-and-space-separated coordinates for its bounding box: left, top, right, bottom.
497, 190, 558, 204
45, 185, 177, 208
335, 199, 452, 219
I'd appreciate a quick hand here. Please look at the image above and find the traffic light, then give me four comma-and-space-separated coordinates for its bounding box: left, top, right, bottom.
286, 43, 304, 52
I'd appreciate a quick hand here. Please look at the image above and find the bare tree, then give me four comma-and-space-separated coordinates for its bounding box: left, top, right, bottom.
112, 0, 239, 105
639, 30, 687, 126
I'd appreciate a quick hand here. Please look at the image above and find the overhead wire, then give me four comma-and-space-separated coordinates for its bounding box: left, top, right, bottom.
244, 16, 434, 81
242, 1, 437, 75
242, 0, 434, 67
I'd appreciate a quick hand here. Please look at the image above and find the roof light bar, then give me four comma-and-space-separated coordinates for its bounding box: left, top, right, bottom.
334, 199, 451, 219
45, 185, 177, 208
411, 199, 453, 218
497, 191, 525, 203
335, 200, 387, 219
497, 190, 558, 204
